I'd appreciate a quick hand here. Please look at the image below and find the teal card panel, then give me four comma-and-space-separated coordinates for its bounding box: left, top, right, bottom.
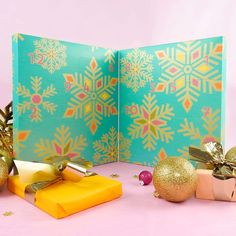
119, 37, 225, 166
13, 34, 118, 165
13, 34, 225, 166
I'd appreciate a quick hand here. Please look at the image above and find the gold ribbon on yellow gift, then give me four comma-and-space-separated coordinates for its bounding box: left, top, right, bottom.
8, 157, 122, 219
12, 157, 95, 204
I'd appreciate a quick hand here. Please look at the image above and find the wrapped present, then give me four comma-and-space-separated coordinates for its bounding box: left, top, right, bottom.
189, 142, 236, 201
196, 169, 236, 201
8, 160, 122, 218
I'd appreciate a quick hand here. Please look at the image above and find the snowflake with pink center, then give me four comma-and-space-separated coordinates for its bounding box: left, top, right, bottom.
17, 76, 57, 122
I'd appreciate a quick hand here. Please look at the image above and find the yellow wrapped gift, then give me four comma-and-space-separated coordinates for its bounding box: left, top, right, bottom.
8, 160, 122, 219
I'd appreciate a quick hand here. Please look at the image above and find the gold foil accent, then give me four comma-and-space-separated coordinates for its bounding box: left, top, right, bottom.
3, 211, 14, 216
44, 155, 93, 169
67, 162, 87, 174
110, 174, 120, 178
0, 102, 13, 173
153, 191, 160, 198
12, 158, 95, 205
189, 142, 236, 180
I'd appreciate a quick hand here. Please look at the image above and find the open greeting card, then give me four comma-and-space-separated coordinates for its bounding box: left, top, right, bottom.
13, 34, 225, 166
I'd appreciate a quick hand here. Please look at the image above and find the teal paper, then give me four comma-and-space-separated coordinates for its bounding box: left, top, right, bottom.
13, 34, 118, 165
13, 34, 225, 166
119, 36, 225, 165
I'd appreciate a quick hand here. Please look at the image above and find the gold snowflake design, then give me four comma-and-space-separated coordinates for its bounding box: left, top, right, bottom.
17, 77, 57, 122
119, 133, 131, 162
34, 125, 87, 162
91, 46, 116, 70
130, 109, 216, 167
64, 58, 118, 134
104, 49, 116, 64
120, 48, 153, 92
155, 40, 223, 112
33, 38, 67, 74
12, 33, 24, 42
128, 93, 174, 151
178, 108, 221, 155
93, 127, 131, 164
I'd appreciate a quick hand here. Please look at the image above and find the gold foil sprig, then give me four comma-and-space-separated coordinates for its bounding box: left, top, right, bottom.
0, 102, 13, 172
13, 157, 94, 195
44, 155, 93, 170
189, 142, 236, 180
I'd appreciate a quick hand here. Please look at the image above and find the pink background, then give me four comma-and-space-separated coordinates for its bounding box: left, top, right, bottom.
0, 1, 236, 233
0, 0, 235, 147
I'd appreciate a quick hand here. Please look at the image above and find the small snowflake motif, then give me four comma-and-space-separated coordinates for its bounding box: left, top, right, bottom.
128, 93, 174, 151
33, 38, 67, 74
93, 127, 131, 165
17, 76, 57, 122
120, 48, 153, 92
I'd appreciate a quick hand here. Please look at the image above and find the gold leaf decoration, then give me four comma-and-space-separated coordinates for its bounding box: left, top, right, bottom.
110, 174, 120, 178
17, 76, 57, 122
0, 102, 14, 171
3, 211, 14, 216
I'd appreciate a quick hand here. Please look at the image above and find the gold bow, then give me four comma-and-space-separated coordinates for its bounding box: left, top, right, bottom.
12, 157, 95, 203
189, 142, 236, 180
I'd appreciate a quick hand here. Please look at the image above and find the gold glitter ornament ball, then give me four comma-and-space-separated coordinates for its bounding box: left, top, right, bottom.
225, 146, 236, 162
0, 159, 8, 187
153, 157, 197, 202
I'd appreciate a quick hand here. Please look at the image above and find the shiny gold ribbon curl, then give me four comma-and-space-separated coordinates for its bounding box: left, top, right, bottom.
189, 142, 236, 180
12, 157, 96, 203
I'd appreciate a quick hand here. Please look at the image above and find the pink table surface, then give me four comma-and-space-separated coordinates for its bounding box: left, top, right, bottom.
0, 162, 236, 236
